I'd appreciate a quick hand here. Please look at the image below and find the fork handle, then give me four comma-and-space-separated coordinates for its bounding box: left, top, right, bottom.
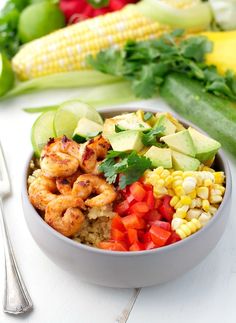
0, 199, 33, 314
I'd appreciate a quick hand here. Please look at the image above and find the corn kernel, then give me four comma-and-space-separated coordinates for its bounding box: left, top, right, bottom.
170, 196, 179, 207
197, 187, 209, 200
204, 179, 213, 187
172, 180, 183, 188
182, 176, 197, 194
167, 189, 175, 196
165, 176, 173, 187
173, 210, 186, 219
210, 188, 222, 196
209, 205, 218, 215
188, 191, 197, 199
183, 171, 195, 178
160, 169, 170, 179
180, 224, 192, 236
202, 200, 210, 212
198, 212, 211, 226
180, 196, 192, 205
155, 167, 164, 175
172, 171, 183, 177
214, 172, 225, 184
186, 209, 201, 221
202, 166, 215, 173
210, 195, 222, 204
195, 198, 202, 208
171, 218, 187, 231
174, 186, 185, 197
174, 201, 183, 209
192, 218, 202, 229
176, 228, 187, 239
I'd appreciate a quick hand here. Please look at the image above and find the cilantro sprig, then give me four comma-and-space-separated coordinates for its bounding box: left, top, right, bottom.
87, 30, 236, 101
99, 150, 152, 189
142, 124, 166, 147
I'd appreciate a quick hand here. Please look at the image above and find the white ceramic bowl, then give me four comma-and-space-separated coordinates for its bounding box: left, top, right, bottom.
22, 107, 232, 288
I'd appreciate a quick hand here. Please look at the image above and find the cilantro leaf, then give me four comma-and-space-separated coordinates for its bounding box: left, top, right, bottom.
142, 125, 165, 147
144, 112, 153, 121
99, 150, 152, 189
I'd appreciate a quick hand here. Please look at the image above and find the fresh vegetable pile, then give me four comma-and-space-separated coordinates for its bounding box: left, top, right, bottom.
28, 102, 225, 252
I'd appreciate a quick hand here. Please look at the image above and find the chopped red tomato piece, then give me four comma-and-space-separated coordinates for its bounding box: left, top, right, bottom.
92, 7, 110, 17
145, 209, 162, 223
155, 198, 163, 209
144, 240, 156, 250
99, 241, 127, 251
127, 228, 138, 245
150, 220, 171, 232
129, 202, 149, 214
150, 225, 171, 247
129, 241, 144, 251
143, 231, 152, 243
145, 190, 155, 209
166, 232, 181, 245
159, 195, 174, 223
142, 184, 153, 191
111, 228, 126, 242
126, 193, 135, 204
114, 200, 129, 215
111, 215, 126, 232
122, 214, 146, 230
129, 182, 146, 202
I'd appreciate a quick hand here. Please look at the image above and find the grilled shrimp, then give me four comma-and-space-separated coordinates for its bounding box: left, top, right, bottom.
28, 176, 58, 211
41, 136, 80, 178
87, 135, 110, 159
56, 171, 81, 195
79, 135, 110, 173
72, 174, 117, 207
45, 195, 85, 237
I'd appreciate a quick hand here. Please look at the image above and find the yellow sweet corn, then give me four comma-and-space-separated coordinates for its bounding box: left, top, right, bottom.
176, 218, 202, 239
203, 31, 236, 75
12, 6, 169, 80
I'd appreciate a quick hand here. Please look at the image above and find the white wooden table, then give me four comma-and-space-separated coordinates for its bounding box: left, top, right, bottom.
0, 89, 235, 323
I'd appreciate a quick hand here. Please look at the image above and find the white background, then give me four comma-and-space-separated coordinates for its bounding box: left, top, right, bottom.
0, 1, 236, 322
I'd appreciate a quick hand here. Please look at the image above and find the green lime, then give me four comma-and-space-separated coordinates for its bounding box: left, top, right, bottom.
31, 110, 56, 157
18, 2, 65, 43
0, 53, 15, 97
53, 100, 104, 138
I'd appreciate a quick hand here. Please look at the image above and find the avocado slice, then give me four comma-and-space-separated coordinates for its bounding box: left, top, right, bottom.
161, 130, 196, 157
188, 127, 221, 162
103, 113, 150, 138
107, 130, 144, 152
72, 117, 103, 143
155, 115, 176, 136
144, 146, 172, 168
171, 150, 200, 171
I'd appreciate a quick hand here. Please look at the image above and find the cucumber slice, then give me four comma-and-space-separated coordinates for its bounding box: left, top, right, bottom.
31, 111, 56, 157
53, 100, 103, 138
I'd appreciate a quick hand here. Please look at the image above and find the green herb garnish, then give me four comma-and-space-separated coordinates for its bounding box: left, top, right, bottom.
143, 112, 153, 121
87, 30, 236, 101
99, 150, 152, 189
142, 125, 165, 147
115, 125, 126, 133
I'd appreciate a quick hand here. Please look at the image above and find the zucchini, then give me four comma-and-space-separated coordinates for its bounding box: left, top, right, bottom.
160, 73, 236, 157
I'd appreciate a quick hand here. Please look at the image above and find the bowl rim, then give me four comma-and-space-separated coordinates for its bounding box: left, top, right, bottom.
22, 106, 232, 257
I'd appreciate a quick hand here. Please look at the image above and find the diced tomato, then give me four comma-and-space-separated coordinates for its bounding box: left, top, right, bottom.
143, 231, 152, 243
109, 0, 128, 10
149, 225, 171, 247
99, 241, 127, 251
122, 214, 146, 230
150, 220, 171, 232
126, 193, 135, 204
155, 198, 163, 210
111, 228, 126, 242
144, 240, 156, 250
159, 195, 175, 223
142, 184, 153, 191
129, 241, 144, 251
129, 202, 149, 214
137, 230, 145, 242
129, 182, 146, 202
145, 191, 155, 209
127, 228, 138, 245
166, 232, 181, 245
111, 215, 126, 232
114, 200, 129, 215
145, 209, 162, 223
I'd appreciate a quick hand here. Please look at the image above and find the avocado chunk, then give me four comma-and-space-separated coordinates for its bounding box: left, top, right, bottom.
145, 146, 172, 168
103, 113, 150, 138
107, 130, 144, 152
172, 150, 200, 171
188, 127, 221, 162
155, 115, 176, 136
161, 130, 196, 157
72, 117, 103, 143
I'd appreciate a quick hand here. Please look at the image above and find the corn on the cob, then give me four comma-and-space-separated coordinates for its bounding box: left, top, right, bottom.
12, 6, 168, 80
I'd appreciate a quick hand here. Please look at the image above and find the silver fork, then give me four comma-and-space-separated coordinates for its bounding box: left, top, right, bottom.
0, 141, 33, 314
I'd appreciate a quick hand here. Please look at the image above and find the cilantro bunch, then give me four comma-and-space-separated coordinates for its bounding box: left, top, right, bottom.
87, 29, 236, 101
99, 151, 152, 189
